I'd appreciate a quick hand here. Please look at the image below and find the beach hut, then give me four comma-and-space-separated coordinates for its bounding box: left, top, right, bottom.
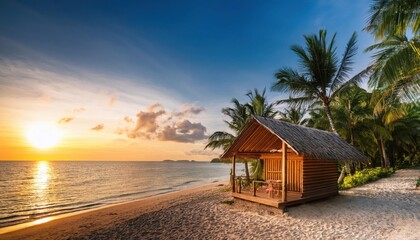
220, 116, 367, 209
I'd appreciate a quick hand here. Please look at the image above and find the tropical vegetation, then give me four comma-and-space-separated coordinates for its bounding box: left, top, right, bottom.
206, 0, 419, 187
205, 88, 277, 184
339, 167, 395, 189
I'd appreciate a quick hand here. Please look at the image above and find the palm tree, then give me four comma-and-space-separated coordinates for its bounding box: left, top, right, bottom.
205, 99, 247, 151
306, 87, 374, 177
365, 0, 420, 40
368, 90, 409, 168
279, 105, 308, 125
365, 0, 420, 108
272, 30, 370, 134
272, 30, 370, 181
387, 103, 420, 167
206, 89, 278, 184
245, 88, 278, 118
365, 35, 420, 107
332, 86, 372, 146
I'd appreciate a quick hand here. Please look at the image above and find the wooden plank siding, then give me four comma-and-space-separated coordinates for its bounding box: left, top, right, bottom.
301, 157, 338, 198
263, 153, 303, 193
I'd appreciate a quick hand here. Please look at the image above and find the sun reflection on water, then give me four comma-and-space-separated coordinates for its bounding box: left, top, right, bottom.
34, 161, 50, 190
32, 161, 53, 210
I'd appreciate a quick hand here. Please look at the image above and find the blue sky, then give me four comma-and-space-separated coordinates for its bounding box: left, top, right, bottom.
0, 0, 376, 160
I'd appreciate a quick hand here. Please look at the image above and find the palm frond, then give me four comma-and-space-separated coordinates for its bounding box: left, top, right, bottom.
330, 32, 358, 93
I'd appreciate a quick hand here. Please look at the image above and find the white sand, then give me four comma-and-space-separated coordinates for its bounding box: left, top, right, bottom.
1, 168, 419, 240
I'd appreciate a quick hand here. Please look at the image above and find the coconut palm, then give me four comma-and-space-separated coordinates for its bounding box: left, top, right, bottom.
279, 105, 308, 125
206, 89, 278, 184
365, 0, 420, 40
272, 30, 370, 134
332, 86, 372, 146
205, 99, 247, 151
365, 35, 420, 107
365, 0, 420, 108
245, 88, 278, 118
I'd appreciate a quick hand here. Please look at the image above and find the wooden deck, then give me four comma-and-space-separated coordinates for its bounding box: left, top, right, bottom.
232, 187, 337, 209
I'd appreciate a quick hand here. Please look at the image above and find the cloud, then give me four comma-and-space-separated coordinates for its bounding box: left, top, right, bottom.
118, 103, 208, 143
159, 120, 207, 143
118, 103, 165, 139
124, 116, 134, 123
91, 124, 104, 131
147, 103, 164, 112
58, 117, 74, 124
185, 149, 216, 156
173, 104, 205, 118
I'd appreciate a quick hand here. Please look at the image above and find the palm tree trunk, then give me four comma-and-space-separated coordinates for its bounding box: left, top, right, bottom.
244, 161, 250, 185
324, 103, 348, 182
324, 104, 338, 134
380, 137, 390, 168
338, 167, 345, 183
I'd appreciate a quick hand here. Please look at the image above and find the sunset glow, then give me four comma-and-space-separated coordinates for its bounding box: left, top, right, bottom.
0, 1, 372, 161
26, 123, 62, 149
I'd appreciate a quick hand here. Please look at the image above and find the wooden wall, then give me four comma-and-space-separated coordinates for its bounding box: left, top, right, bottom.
301, 157, 338, 198
263, 153, 302, 192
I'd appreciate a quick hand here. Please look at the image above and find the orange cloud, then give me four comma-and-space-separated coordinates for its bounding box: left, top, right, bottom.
58, 117, 74, 124
118, 103, 207, 143
91, 124, 104, 131
118, 103, 165, 139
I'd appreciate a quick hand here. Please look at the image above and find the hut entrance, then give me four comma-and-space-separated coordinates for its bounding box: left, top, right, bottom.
264, 157, 301, 192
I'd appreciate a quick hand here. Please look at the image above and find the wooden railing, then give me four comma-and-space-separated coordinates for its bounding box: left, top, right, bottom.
252, 180, 282, 197
234, 176, 255, 193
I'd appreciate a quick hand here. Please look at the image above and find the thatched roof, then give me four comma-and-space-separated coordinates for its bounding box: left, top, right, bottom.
221, 116, 367, 162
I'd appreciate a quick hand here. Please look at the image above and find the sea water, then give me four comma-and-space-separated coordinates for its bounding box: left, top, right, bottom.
0, 161, 242, 228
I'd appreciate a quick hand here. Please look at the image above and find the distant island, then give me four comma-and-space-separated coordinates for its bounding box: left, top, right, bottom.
210, 158, 229, 163
210, 158, 251, 163
163, 160, 197, 162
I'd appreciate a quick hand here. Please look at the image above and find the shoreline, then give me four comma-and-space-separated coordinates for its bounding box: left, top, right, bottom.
0, 181, 228, 236
1, 169, 419, 240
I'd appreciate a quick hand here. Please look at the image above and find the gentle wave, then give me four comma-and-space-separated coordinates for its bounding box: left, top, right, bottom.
0, 161, 235, 228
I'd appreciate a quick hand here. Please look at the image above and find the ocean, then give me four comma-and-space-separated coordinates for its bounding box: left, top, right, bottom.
0, 161, 240, 228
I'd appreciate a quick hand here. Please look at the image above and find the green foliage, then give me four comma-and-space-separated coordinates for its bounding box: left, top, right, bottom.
279, 105, 308, 125
416, 178, 420, 188
365, 0, 420, 40
205, 88, 278, 151
250, 159, 264, 180
220, 200, 234, 205
272, 29, 371, 134
365, 0, 420, 106
339, 167, 395, 189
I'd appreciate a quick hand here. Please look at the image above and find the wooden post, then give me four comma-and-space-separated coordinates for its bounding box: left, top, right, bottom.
232, 154, 236, 193
253, 181, 256, 196
282, 141, 288, 202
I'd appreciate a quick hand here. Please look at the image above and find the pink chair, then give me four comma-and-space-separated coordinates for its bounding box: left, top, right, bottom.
266, 183, 275, 198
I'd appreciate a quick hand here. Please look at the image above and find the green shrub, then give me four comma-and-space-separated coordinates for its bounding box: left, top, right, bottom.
339, 167, 394, 190
416, 178, 420, 188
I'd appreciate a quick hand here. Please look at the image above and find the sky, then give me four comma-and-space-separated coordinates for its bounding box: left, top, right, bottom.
0, 0, 375, 161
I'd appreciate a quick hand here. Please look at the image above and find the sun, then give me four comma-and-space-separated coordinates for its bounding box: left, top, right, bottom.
26, 123, 62, 149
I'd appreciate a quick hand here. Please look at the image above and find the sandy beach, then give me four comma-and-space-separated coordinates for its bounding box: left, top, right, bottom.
1, 168, 419, 240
